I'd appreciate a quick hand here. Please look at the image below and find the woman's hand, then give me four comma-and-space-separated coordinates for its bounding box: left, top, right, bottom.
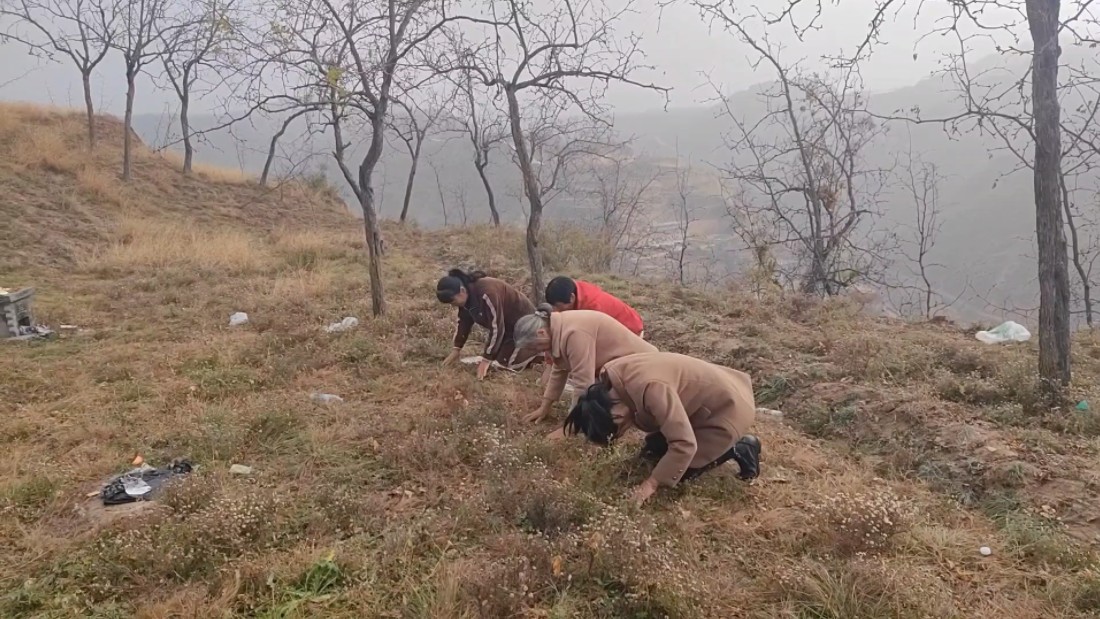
477, 358, 492, 380
524, 402, 552, 423
442, 349, 460, 367
631, 477, 660, 506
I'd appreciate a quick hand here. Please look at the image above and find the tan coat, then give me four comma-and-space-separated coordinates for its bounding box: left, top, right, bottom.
603, 352, 755, 487
543, 310, 658, 405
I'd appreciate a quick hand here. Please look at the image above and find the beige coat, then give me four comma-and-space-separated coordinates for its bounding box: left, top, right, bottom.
543, 309, 658, 405
603, 352, 755, 487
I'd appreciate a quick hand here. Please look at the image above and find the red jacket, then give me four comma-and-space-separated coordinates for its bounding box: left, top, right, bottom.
573, 280, 644, 335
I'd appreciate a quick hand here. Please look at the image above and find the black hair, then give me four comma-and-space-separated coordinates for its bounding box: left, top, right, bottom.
563, 382, 618, 446
436, 268, 486, 304
545, 276, 577, 305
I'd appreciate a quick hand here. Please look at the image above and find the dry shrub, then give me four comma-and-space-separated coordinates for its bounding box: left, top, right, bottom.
269, 269, 335, 299
539, 222, 615, 273
830, 331, 937, 382
776, 558, 952, 618
87, 486, 280, 595
76, 166, 123, 205
159, 152, 253, 185
84, 217, 269, 273
17, 125, 81, 173
271, 227, 352, 267
810, 487, 914, 557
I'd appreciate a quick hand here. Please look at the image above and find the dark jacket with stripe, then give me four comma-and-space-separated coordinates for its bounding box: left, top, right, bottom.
453, 277, 535, 362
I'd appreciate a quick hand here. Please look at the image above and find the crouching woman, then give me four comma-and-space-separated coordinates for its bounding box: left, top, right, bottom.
562, 352, 761, 505
513, 304, 657, 423
437, 268, 539, 379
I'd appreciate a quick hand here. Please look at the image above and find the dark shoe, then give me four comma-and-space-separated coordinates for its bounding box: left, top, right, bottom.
730, 435, 761, 480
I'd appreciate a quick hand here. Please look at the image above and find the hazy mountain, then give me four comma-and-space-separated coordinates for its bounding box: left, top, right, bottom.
130, 54, 1100, 325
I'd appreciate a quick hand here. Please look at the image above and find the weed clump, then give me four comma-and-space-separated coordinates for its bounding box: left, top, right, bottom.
810, 487, 914, 557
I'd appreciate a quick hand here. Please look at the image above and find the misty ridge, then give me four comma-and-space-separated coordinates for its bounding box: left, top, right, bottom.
129, 45, 1100, 327
3, 0, 1099, 331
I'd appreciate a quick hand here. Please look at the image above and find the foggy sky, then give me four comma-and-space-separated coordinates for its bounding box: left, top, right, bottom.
0, 0, 984, 117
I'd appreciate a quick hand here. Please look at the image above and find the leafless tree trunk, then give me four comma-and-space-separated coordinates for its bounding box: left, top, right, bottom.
114, 0, 167, 181
672, 157, 696, 286
1028, 0, 1071, 386
455, 69, 507, 225
159, 0, 238, 175
470, 0, 666, 302
1, 0, 116, 147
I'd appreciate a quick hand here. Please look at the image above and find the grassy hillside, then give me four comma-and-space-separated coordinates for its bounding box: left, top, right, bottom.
5, 103, 1100, 617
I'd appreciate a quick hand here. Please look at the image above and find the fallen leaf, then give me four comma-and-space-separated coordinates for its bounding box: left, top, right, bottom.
551, 555, 563, 577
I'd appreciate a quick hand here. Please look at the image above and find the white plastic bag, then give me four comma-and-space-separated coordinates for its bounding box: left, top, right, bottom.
324, 316, 359, 333
228, 312, 249, 326
975, 321, 1031, 344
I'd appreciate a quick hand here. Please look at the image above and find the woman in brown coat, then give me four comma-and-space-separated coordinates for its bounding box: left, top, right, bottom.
512, 304, 658, 423
563, 352, 761, 505
436, 269, 539, 379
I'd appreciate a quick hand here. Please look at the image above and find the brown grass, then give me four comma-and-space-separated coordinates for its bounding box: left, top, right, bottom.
80, 217, 270, 273
4, 102, 1100, 617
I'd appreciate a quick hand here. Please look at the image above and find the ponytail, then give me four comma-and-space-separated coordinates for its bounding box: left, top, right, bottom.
437, 268, 487, 304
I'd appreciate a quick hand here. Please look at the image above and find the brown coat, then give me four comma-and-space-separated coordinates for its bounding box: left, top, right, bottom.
452, 277, 536, 365
543, 310, 658, 405
603, 352, 755, 487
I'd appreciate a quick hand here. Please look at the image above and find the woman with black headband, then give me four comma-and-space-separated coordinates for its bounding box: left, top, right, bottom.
436, 268, 539, 378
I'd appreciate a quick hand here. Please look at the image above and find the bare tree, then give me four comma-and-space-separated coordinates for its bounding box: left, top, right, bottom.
113, 0, 169, 181
581, 153, 659, 274
455, 68, 508, 225
0, 0, 115, 146
159, 0, 238, 174
389, 93, 450, 223
465, 0, 667, 302
752, 0, 1098, 390
695, 10, 892, 296
266, 0, 492, 316
670, 155, 697, 286
893, 141, 951, 319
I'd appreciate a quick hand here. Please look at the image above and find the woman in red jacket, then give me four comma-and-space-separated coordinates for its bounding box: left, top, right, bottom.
545, 276, 645, 337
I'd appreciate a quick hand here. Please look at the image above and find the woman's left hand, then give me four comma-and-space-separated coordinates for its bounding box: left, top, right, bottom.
477, 358, 491, 380
631, 478, 660, 506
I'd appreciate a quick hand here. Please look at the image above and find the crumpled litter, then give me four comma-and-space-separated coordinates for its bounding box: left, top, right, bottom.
975, 320, 1031, 344
100, 458, 193, 506
324, 317, 359, 333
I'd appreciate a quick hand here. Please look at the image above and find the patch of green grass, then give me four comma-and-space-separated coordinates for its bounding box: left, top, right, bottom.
180, 356, 264, 400
2, 475, 58, 521
259, 552, 345, 619
755, 375, 793, 406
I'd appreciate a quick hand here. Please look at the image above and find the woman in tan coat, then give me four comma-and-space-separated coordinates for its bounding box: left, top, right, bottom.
513, 304, 658, 423
563, 352, 761, 505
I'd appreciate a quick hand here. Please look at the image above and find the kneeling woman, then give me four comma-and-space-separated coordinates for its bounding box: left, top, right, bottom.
563, 352, 761, 505
513, 304, 658, 423
437, 269, 539, 379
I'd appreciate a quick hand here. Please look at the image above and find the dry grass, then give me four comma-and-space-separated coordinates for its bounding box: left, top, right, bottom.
80, 217, 270, 273
5, 102, 1100, 617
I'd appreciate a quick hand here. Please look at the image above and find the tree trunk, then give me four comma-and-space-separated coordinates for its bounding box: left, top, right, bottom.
359, 115, 388, 316
505, 87, 545, 303
399, 140, 421, 223
122, 71, 136, 182
475, 158, 500, 226
1061, 175, 1091, 327
1028, 0, 1072, 388
180, 91, 193, 174
82, 70, 96, 148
